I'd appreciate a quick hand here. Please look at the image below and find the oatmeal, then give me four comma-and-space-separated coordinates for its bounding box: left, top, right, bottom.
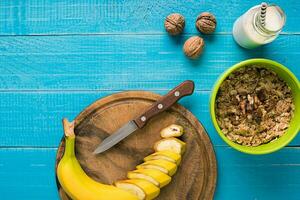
216, 66, 295, 146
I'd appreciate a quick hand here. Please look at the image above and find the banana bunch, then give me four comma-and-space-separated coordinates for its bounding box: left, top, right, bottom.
57, 120, 185, 200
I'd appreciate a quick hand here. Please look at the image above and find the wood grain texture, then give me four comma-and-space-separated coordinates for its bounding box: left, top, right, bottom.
55, 91, 217, 200
0, 0, 299, 35
0, 35, 299, 91
1, 147, 300, 200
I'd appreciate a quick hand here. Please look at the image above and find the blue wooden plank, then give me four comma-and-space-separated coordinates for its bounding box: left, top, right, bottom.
0, 91, 299, 147
0, 147, 299, 200
0, 0, 299, 35
0, 34, 299, 91
214, 147, 300, 200
0, 1, 298, 199
0, 148, 59, 200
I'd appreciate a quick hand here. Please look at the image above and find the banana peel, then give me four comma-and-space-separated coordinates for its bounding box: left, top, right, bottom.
115, 179, 160, 200
144, 150, 182, 165
137, 159, 177, 176
127, 168, 171, 188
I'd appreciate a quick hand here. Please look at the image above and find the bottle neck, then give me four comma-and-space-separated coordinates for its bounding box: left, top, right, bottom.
252, 5, 285, 37
253, 12, 278, 37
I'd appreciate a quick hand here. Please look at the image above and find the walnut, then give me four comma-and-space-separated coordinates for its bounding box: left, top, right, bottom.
196, 12, 217, 34
240, 100, 246, 115
164, 13, 185, 35
183, 36, 204, 59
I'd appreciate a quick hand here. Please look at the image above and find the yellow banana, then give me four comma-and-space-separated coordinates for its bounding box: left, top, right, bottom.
58, 121, 186, 200
160, 124, 183, 138
154, 137, 186, 154
57, 119, 139, 200
127, 168, 171, 188
115, 179, 160, 200
136, 159, 178, 176
143, 150, 182, 165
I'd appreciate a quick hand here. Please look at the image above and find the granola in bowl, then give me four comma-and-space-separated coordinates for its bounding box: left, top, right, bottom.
215, 66, 295, 146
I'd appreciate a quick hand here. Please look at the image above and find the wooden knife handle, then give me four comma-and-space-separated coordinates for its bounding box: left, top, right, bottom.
133, 80, 195, 128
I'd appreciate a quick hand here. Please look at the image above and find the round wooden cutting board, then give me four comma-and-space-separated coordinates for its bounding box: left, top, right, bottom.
55, 91, 217, 200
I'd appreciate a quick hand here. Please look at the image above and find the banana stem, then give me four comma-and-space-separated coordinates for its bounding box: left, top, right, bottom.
62, 118, 75, 138
62, 118, 76, 157
64, 136, 75, 157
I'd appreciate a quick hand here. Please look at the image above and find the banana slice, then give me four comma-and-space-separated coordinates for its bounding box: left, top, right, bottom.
160, 124, 183, 138
115, 179, 160, 200
127, 169, 171, 188
144, 150, 182, 165
154, 138, 186, 155
136, 159, 177, 176
136, 164, 168, 175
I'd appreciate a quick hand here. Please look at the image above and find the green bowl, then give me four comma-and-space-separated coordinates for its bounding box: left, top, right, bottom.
210, 58, 300, 154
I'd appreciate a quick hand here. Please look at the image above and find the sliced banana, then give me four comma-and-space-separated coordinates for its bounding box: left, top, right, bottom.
154, 138, 186, 155
137, 159, 177, 176
115, 180, 146, 200
136, 164, 169, 175
144, 150, 182, 165
127, 168, 171, 188
160, 124, 183, 138
115, 179, 160, 200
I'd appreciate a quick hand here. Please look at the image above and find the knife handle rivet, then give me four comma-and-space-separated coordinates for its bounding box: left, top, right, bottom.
174, 91, 180, 97
158, 104, 163, 109
141, 116, 146, 122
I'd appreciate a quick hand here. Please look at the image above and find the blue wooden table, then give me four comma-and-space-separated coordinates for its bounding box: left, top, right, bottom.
0, 1, 299, 199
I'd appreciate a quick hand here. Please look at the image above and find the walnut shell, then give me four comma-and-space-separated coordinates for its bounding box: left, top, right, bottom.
164, 13, 185, 35
183, 36, 205, 59
196, 12, 217, 34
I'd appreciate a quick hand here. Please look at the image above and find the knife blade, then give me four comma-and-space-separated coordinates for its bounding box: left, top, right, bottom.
93, 121, 138, 154
93, 80, 195, 154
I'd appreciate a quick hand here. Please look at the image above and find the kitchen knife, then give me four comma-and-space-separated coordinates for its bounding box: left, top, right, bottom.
93, 80, 195, 154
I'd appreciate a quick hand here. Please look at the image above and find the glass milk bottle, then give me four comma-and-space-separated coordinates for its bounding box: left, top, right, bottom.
233, 3, 286, 49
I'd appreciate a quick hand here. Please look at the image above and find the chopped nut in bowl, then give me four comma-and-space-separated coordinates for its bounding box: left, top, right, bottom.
210, 59, 300, 154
